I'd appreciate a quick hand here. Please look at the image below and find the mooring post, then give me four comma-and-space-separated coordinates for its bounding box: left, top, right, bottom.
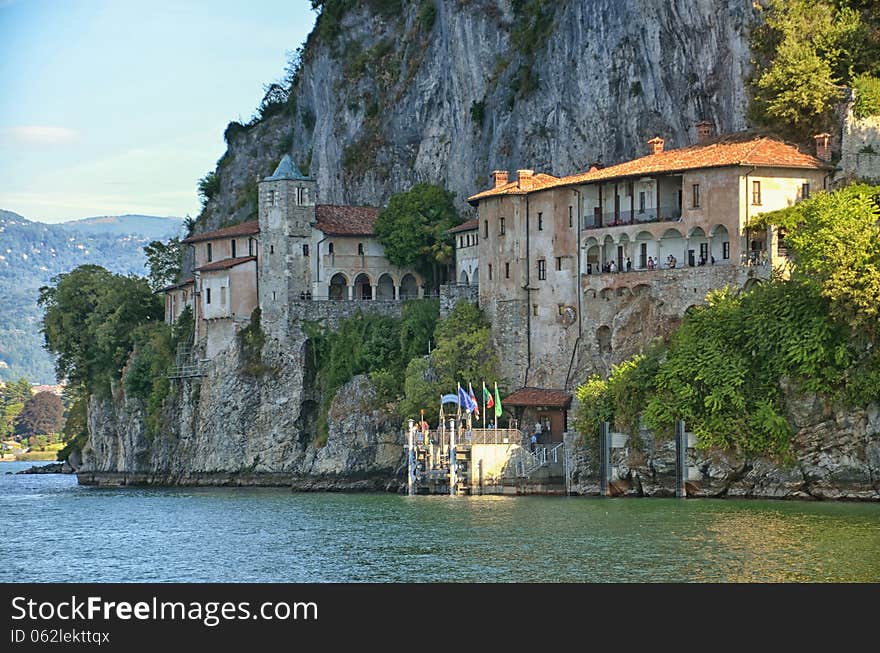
599, 421, 610, 497
407, 419, 415, 496
449, 418, 457, 496
675, 419, 687, 498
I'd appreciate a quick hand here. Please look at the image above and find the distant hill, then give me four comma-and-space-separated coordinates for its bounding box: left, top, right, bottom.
0, 210, 181, 384
57, 214, 184, 240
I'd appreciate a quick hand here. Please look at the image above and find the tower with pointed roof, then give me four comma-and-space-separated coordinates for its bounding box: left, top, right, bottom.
258, 154, 317, 331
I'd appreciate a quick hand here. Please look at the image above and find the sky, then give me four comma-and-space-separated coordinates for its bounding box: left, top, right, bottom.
0, 0, 316, 223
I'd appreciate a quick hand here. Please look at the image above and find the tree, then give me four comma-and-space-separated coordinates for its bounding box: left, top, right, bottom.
38, 265, 163, 392
14, 391, 65, 438
374, 184, 462, 289
143, 238, 183, 291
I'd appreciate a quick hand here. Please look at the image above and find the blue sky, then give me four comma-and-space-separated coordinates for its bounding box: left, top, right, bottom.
0, 0, 315, 223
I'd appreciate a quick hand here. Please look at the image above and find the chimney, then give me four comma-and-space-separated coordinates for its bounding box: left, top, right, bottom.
647, 136, 665, 155
813, 133, 832, 161
517, 169, 535, 190
491, 170, 509, 188
695, 120, 714, 144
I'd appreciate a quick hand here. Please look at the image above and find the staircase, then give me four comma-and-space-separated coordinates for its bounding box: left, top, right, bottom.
503, 443, 567, 494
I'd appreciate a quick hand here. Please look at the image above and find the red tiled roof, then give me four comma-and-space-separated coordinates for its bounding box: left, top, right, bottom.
468, 133, 832, 204
468, 173, 560, 203
194, 256, 257, 273
448, 219, 479, 234
182, 220, 259, 244
503, 387, 572, 408
315, 204, 381, 236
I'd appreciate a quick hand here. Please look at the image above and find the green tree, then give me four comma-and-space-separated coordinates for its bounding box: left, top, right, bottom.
143, 238, 183, 291
749, 0, 880, 139
374, 184, 461, 290
400, 301, 499, 424
38, 265, 163, 393
14, 391, 65, 438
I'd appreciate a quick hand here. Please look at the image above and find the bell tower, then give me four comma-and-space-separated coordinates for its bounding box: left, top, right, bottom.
258, 154, 316, 333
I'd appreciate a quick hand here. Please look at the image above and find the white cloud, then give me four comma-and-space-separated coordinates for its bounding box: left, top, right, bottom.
2, 126, 79, 145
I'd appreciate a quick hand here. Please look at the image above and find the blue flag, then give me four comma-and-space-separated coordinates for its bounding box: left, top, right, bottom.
458, 385, 476, 413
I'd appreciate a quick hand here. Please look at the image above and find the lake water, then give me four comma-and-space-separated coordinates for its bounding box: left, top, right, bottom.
2, 461, 879, 582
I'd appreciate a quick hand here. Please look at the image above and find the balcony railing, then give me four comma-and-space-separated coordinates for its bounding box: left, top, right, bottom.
583, 210, 682, 230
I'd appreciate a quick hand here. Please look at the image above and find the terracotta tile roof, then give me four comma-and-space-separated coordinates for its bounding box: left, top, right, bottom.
448, 219, 479, 234
159, 278, 194, 293
182, 220, 260, 244
468, 133, 832, 204
315, 204, 381, 236
194, 256, 257, 273
503, 387, 572, 408
467, 173, 560, 203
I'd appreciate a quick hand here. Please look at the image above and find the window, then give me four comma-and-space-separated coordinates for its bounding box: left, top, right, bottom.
231, 240, 236, 258
358, 243, 365, 255
248, 238, 254, 256
488, 264, 493, 280
303, 244, 309, 257
569, 206, 573, 228
700, 243, 708, 260
692, 184, 701, 208
723, 242, 730, 260
677, 189, 683, 210
499, 217, 505, 235
538, 259, 546, 280
328, 242, 334, 255
484, 220, 488, 238
272, 291, 276, 301
802, 183, 810, 199
555, 257, 562, 271
270, 244, 274, 255
206, 288, 211, 305
558, 304, 565, 316
639, 191, 645, 213
297, 187, 305, 205
220, 286, 226, 306
460, 236, 464, 248
752, 180, 761, 205
206, 243, 212, 262
533, 304, 538, 316
268, 189, 276, 206
538, 213, 543, 231
505, 262, 510, 278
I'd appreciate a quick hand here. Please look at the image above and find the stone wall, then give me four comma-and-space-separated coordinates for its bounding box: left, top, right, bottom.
563, 393, 880, 500
840, 98, 880, 183
287, 299, 405, 330
439, 283, 478, 317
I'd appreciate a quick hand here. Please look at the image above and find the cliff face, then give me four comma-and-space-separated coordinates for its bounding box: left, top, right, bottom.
77, 333, 405, 490
198, 0, 755, 233
566, 388, 880, 500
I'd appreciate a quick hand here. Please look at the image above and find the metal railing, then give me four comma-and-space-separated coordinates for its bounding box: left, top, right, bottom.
167, 344, 203, 379
414, 428, 523, 447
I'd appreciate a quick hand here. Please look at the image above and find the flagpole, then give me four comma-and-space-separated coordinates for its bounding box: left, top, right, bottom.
494, 382, 499, 432
482, 381, 487, 435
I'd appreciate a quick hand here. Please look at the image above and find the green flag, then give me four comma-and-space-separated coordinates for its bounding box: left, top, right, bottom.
494, 383, 502, 418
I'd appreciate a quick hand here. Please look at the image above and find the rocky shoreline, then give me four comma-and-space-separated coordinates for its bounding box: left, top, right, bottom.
16, 461, 75, 475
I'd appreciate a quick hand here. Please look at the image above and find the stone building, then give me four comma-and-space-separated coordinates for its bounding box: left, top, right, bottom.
164, 155, 423, 354
468, 129, 833, 391
448, 219, 479, 287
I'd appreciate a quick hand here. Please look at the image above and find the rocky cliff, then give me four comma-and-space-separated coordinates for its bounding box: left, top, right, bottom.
77, 332, 406, 490
197, 0, 755, 235
566, 387, 880, 500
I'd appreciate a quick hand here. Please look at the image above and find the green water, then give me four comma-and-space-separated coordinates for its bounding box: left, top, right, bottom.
1, 465, 878, 582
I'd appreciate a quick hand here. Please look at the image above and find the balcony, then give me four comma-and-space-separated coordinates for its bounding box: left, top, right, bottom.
583, 209, 682, 230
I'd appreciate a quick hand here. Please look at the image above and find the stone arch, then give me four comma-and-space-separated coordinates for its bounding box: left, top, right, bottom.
472, 267, 479, 285
709, 224, 729, 264
633, 283, 652, 297
616, 286, 632, 298
458, 270, 469, 285
602, 235, 615, 269
688, 226, 709, 267
659, 227, 686, 267
742, 277, 762, 293
377, 273, 395, 300
400, 273, 419, 299
329, 272, 348, 301
597, 325, 612, 354
599, 287, 614, 300
634, 230, 657, 269
354, 272, 372, 300
584, 237, 600, 274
